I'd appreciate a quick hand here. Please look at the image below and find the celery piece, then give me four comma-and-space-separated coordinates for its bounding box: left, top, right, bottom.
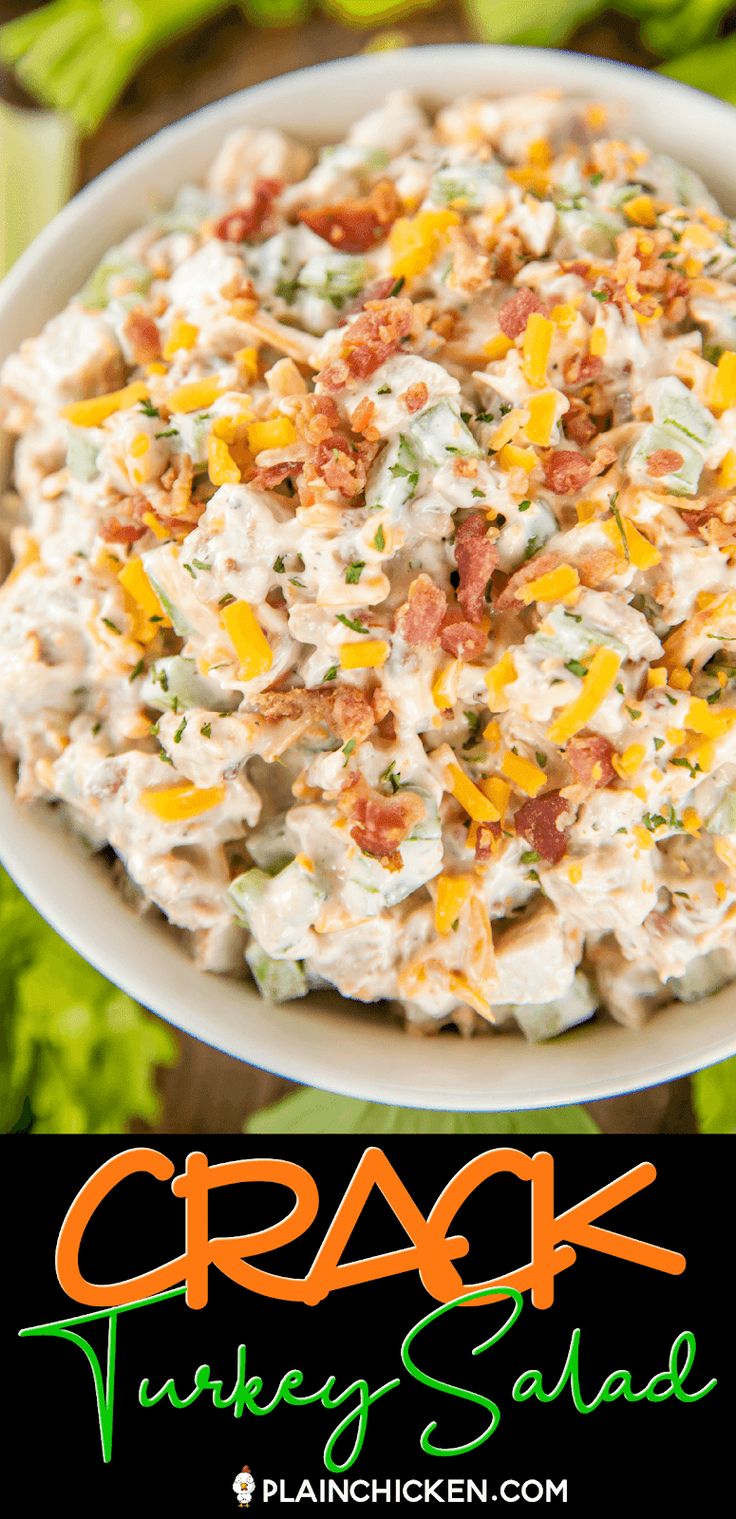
365, 432, 420, 513
245, 944, 308, 1003
298, 252, 368, 303
66, 431, 99, 482
430, 160, 504, 210
144, 574, 195, 638
557, 205, 623, 257
228, 867, 272, 928
410, 401, 481, 465
142, 656, 238, 714
628, 423, 704, 497
649, 376, 714, 449
707, 790, 736, 836
0, 101, 77, 276
78, 247, 152, 309
497, 971, 598, 1044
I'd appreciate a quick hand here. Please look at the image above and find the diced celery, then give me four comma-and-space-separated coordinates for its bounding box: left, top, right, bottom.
666, 948, 734, 1004
245, 945, 308, 1003
532, 604, 627, 660
142, 656, 238, 715
410, 401, 481, 465
707, 789, 736, 835
252, 229, 302, 300
495, 971, 597, 1043
365, 432, 420, 513
430, 160, 503, 210
144, 574, 194, 638
246, 815, 294, 874
235, 857, 326, 957
495, 499, 557, 572
644, 155, 717, 212
628, 423, 704, 496
66, 431, 99, 482
649, 376, 714, 449
557, 205, 622, 257
228, 867, 272, 927
78, 248, 152, 309
298, 252, 367, 304
342, 790, 442, 915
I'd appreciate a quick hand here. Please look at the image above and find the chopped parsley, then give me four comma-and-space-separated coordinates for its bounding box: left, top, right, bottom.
342, 739, 356, 765
191, 559, 212, 573
323, 665, 338, 683
373, 525, 385, 551
521, 850, 540, 864
101, 617, 121, 634
155, 428, 179, 439
517, 498, 532, 512
129, 658, 144, 682
380, 760, 401, 792
138, 400, 159, 417
565, 659, 587, 678
336, 612, 369, 634
345, 561, 365, 585
200, 722, 212, 738
273, 555, 285, 574
173, 717, 187, 744
158, 749, 174, 765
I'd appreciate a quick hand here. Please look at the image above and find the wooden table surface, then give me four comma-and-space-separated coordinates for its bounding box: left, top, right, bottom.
3, 1, 695, 1131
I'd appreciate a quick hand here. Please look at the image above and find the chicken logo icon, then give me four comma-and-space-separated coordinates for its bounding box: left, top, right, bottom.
233, 1466, 256, 1507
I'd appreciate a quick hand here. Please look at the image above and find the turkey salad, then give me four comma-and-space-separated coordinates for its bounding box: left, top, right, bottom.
3, 89, 736, 1041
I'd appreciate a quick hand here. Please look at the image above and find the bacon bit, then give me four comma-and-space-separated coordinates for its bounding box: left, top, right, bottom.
588, 443, 617, 481
542, 449, 592, 495
350, 396, 378, 436
647, 448, 684, 478
495, 551, 559, 612
498, 288, 547, 339
454, 512, 498, 622
401, 381, 429, 414
514, 791, 571, 864
337, 276, 397, 325
563, 396, 597, 446
566, 733, 615, 789
474, 820, 501, 861
299, 179, 401, 253
564, 352, 603, 387
681, 502, 719, 534
214, 178, 282, 242
100, 516, 146, 545
247, 459, 302, 489
394, 574, 447, 646
314, 434, 366, 497
320, 297, 414, 390
439, 614, 487, 660
251, 684, 388, 745
341, 774, 425, 867
122, 309, 162, 364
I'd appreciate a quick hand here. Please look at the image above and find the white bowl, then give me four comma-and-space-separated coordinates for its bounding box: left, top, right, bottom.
2, 45, 736, 1110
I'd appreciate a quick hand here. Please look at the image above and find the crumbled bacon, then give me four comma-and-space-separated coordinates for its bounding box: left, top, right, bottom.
454, 512, 498, 622
394, 575, 447, 646
542, 449, 592, 495
294, 393, 377, 505
100, 516, 146, 545
514, 791, 571, 864
320, 297, 414, 391
337, 276, 397, 325
341, 774, 425, 868
474, 820, 501, 862
122, 309, 161, 364
498, 288, 547, 339
647, 448, 683, 478
251, 684, 388, 745
402, 381, 429, 414
566, 733, 615, 790
564, 352, 603, 387
299, 179, 401, 254
214, 178, 281, 242
247, 460, 302, 489
439, 614, 487, 660
313, 434, 367, 497
350, 397, 378, 436
495, 551, 559, 612
563, 397, 597, 446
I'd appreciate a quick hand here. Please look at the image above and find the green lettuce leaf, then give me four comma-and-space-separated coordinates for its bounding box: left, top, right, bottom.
692, 1057, 736, 1133
463, 0, 603, 47
0, 866, 176, 1133
248, 1088, 600, 1133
